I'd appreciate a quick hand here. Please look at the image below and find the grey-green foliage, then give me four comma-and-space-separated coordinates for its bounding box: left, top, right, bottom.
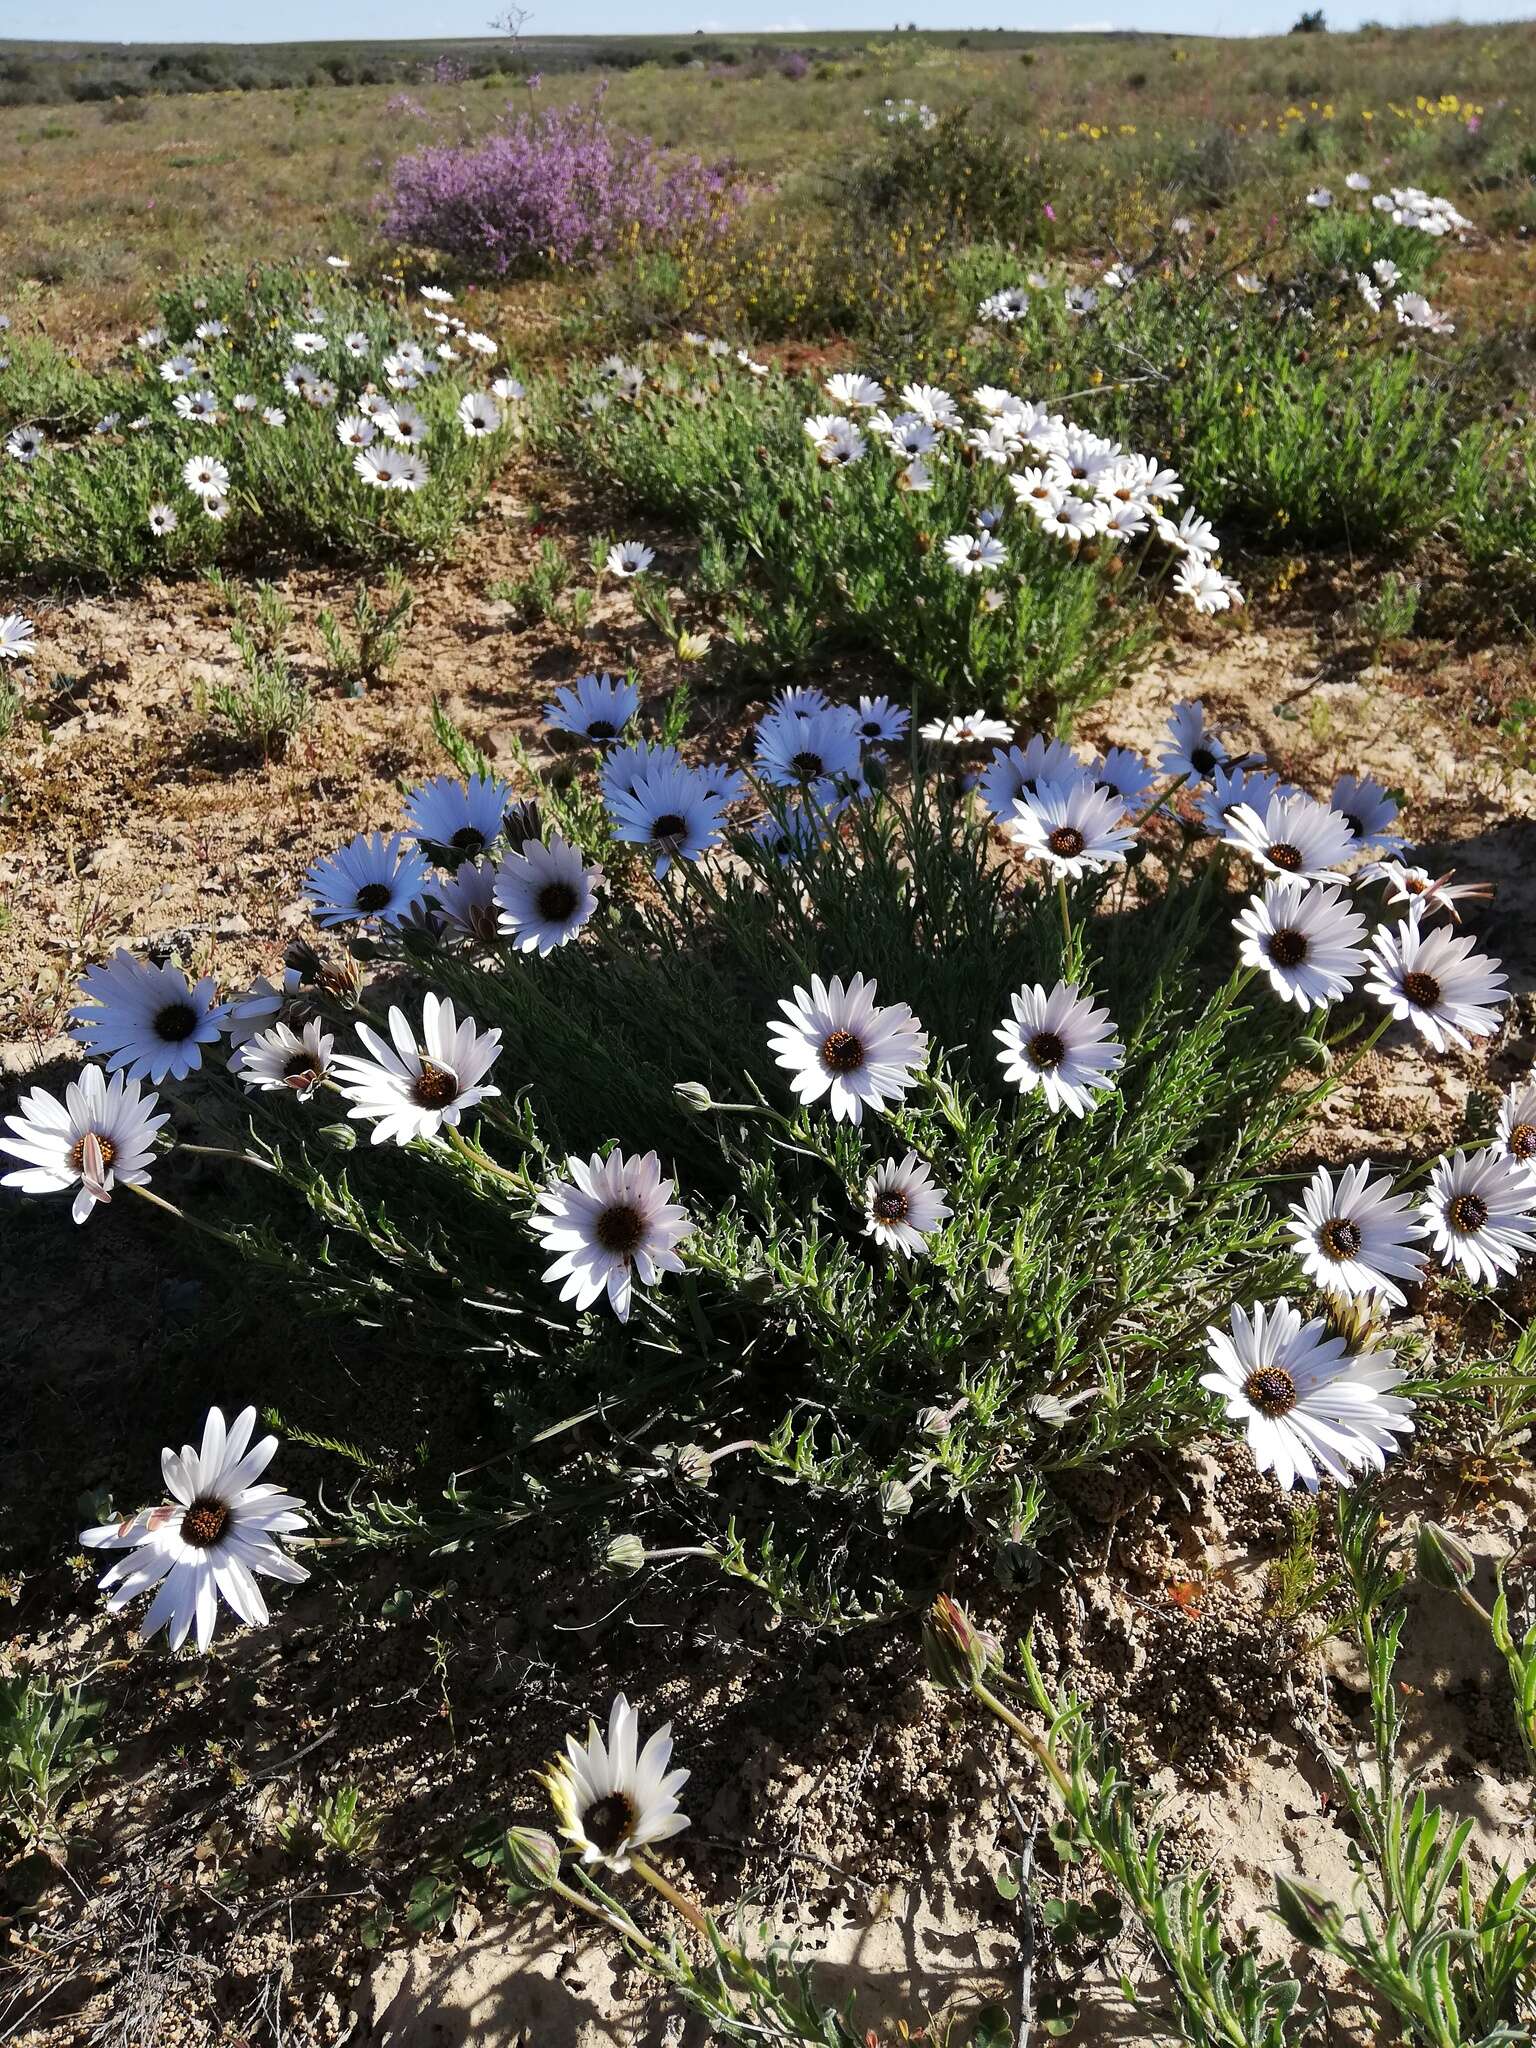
197, 768, 1326, 1619
207, 581, 314, 759
546, 362, 1154, 726
0, 1673, 115, 1847
317, 569, 414, 690
1273, 1494, 1536, 2045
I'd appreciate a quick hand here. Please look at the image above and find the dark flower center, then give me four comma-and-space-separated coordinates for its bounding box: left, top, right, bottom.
1266, 842, 1303, 872
1190, 745, 1218, 777
1342, 813, 1364, 840
1320, 1217, 1362, 1261
873, 1189, 910, 1223
1047, 826, 1086, 858
821, 1029, 865, 1074
1268, 928, 1308, 969
1509, 1123, 1536, 1161
586, 720, 617, 741
1242, 1366, 1298, 1418
860, 721, 882, 738
1448, 1193, 1489, 1235
1027, 1030, 1066, 1070
652, 812, 688, 847
154, 1001, 199, 1043
410, 1062, 459, 1109
581, 1791, 637, 1856
790, 751, 825, 779
67, 1134, 117, 1173
1402, 971, 1441, 1009
536, 880, 580, 923
1403, 875, 1427, 896
354, 882, 393, 913
181, 1497, 230, 1549
595, 1202, 646, 1256
450, 826, 486, 853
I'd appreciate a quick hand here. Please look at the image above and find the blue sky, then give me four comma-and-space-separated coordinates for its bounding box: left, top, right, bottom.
26, 0, 1536, 41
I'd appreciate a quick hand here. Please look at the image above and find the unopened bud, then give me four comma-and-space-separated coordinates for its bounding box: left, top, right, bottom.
673, 1081, 714, 1115
880, 1480, 914, 1519
664, 1443, 714, 1488
605, 1533, 647, 1576
503, 799, 542, 850
503, 1825, 562, 1889
1274, 1872, 1343, 1950
922, 1595, 1002, 1690
1416, 1519, 1476, 1594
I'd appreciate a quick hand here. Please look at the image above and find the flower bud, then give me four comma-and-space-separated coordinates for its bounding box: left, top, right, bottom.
880, 1480, 914, 1519
663, 1443, 714, 1487
1273, 1872, 1343, 1950
1416, 1519, 1476, 1594
503, 1825, 562, 1889
922, 1595, 1002, 1689
673, 1081, 714, 1115
605, 1534, 647, 1576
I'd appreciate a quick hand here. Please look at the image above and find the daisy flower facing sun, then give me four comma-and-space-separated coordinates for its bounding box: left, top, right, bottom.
1418, 1148, 1536, 1287
1234, 881, 1367, 1010
303, 831, 431, 929
80, 1406, 309, 1654
231, 1019, 335, 1102
769, 973, 927, 1125
1497, 1073, 1536, 1178
1364, 919, 1507, 1053
995, 980, 1123, 1117
494, 832, 602, 956
331, 995, 502, 1147
1287, 1161, 1426, 1307
540, 1694, 690, 1872
1007, 778, 1136, 877
1201, 1299, 1414, 1493
864, 1153, 952, 1257
403, 773, 514, 862
531, 1151, 693, 1322
1223, 790, 1356, 883
70, 951, 228, 1085
545, 672, 640, 744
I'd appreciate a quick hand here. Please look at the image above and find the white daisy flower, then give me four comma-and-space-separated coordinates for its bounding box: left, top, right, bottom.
898, 457, 936, 494
607, 539, 656, 578
147, 503, 178, 537
942, 531, 1008, 576
1372, 258, 1401, 288
1306, 187, 1334, 209
804, 415, 867, 467
420, 283, 455, 304
1223, 790, 1356, 883
261, 406, 286, 427
465, 331, 497, 356
200, 492, 230, 523
898, 382, 961, 430
1159, 699, 1228, 782
864, 1152, 952, 1257
181, 454, 229, 501
303, 830, 431, 928
768, 973, 928, 1125
331, 994, 502, 1147
354, 449, 404, 489
978, 285, 1031, 323
1418, 1148, 1536, 1287
1288, 1162, 1426, 1307
380, 402, 427, 446
1394, 292, 1454, 336
1038, 494, 1108, 543
853, 695, 910, 746
1064, 285, 1099, 316
137, 326, 167, 350
1496, 1074, 1536, 1178
172, 388, 221, 424
531, 1152, 692, 1322
1363, 919, 1507, 1052
458, 391, 501, 437
283, 363, 318, 398
920, 711, 1014, 747
607, 759, 726, 878
1357, 272, 1383, 313
825, 371, 885, 408
0, 610, 36, 661
540, 1694, 690, 1871
1, 1064, 167, 1224
1201, 1299, 1413, 1492
879, 411, 941, 458
70, 951, 228, 1085
1345, 171, 1372, 192
232, 392, 258, 413
291, 330, 326, 355
80, 1406, 309, 1653
1008, 778, 1136, 877
494, 833, 601, 956
545, 671, 640, 743
756, 704, 864, 788
403, 773, 514, 860
995, 980, 1123, 1117
492, 375, 526, 402
231, 1018, 334, 1100
336, 413, 375, 448
158, 354, 198, 384
1174, 559, 1244, 612
1235, 881, 1367, 1010
6, 425, 43, 463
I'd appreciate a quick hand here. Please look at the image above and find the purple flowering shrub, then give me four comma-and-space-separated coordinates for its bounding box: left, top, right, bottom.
382, 93, 740, 276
